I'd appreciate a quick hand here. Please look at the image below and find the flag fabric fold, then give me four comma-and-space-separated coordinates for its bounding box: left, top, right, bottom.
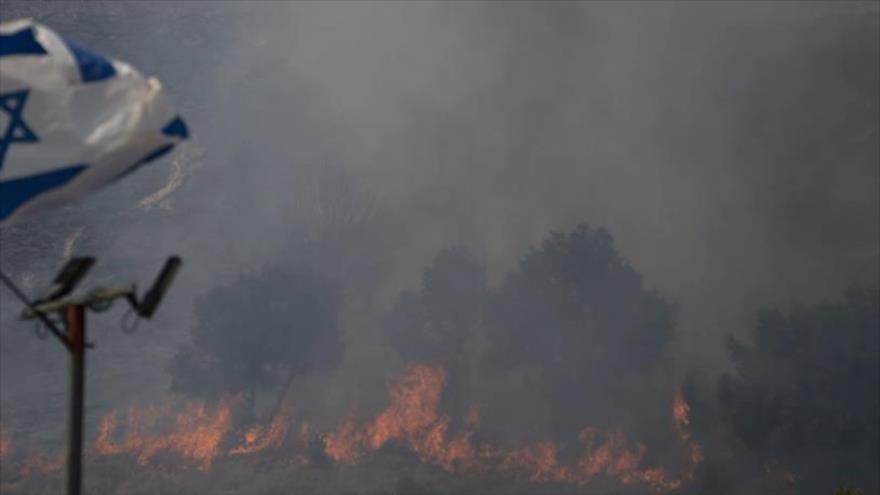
0, 18, 188, 225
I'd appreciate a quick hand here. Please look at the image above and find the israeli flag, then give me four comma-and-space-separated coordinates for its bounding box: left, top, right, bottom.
0, 19, 188, 225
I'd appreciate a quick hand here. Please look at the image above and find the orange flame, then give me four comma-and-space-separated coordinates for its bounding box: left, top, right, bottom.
482, 428, 681, 491
95, 395, 237, 470
322, 364, 478, 470
322, 414, 362, 463
672, 388, 690, 429
229, 404, 292, 455
320, 364, 700, 492
673, 387, 704, 469
0, 362, 704, 493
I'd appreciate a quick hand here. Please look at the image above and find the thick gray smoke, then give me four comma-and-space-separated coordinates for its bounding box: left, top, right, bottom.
1, 2, 877, 494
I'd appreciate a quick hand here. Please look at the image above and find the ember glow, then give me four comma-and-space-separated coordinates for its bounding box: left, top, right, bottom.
479, 427, 682, 490
228, 403, 292, 456
673, 388, 704, 470
16, 453, 63, 478
0, 423, 63, 477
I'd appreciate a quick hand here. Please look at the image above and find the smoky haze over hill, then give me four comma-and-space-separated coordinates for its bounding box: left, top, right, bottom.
0, 2, 878, 494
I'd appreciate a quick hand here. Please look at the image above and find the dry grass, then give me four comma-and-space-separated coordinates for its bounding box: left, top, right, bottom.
1, 447, 632, 495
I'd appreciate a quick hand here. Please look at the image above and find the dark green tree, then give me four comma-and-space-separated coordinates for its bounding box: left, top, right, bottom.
485, 225, 677, 443
386, 247, 486, 362
718, 283, 879, 493
384, 247, 487, 420
168, 268, 343, 419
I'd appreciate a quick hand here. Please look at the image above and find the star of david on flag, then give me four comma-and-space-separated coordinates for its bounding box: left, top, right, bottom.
0, 89, 39, 164
0, 19, 189, 225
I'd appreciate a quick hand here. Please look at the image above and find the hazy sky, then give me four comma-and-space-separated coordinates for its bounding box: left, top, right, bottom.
1, 0, 877, 453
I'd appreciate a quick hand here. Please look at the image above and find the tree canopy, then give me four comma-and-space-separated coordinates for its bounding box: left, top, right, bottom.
384, 225, 679, 444
168, 268, 343, 415
385, 247, 487, 364
717, 283, 879, 493
485, 225, 677, 441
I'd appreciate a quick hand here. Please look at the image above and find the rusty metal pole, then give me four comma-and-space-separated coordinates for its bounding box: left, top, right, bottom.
66, 304, 86, 495
5, 257, 181, 495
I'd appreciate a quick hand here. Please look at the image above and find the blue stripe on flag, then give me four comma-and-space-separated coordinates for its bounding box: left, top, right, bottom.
138, 144, 174, 165
62, 38, 116, 83
112, 143, 175, 183
0, 164, 87, 221
161, 116, 189, 139
0, 27, 48, 57
110, 115, 189, 181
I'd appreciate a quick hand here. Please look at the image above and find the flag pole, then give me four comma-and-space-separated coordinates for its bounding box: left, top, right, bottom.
6, 257, 181, 495
66, 304, 86, 495
0, 270, 80, 494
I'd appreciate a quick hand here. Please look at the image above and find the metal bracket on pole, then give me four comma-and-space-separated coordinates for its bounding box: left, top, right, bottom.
4, 256, 182, 495
0, 270, 71, 350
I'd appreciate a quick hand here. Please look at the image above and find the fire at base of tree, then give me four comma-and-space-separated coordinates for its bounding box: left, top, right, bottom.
1, 224, 876, 494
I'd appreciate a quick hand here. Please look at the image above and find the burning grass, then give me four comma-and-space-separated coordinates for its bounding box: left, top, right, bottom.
1, 363, 703, 494
95, 395, 238, 471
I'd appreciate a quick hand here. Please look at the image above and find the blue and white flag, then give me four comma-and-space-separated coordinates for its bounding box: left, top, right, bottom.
0, 19, 188, 225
